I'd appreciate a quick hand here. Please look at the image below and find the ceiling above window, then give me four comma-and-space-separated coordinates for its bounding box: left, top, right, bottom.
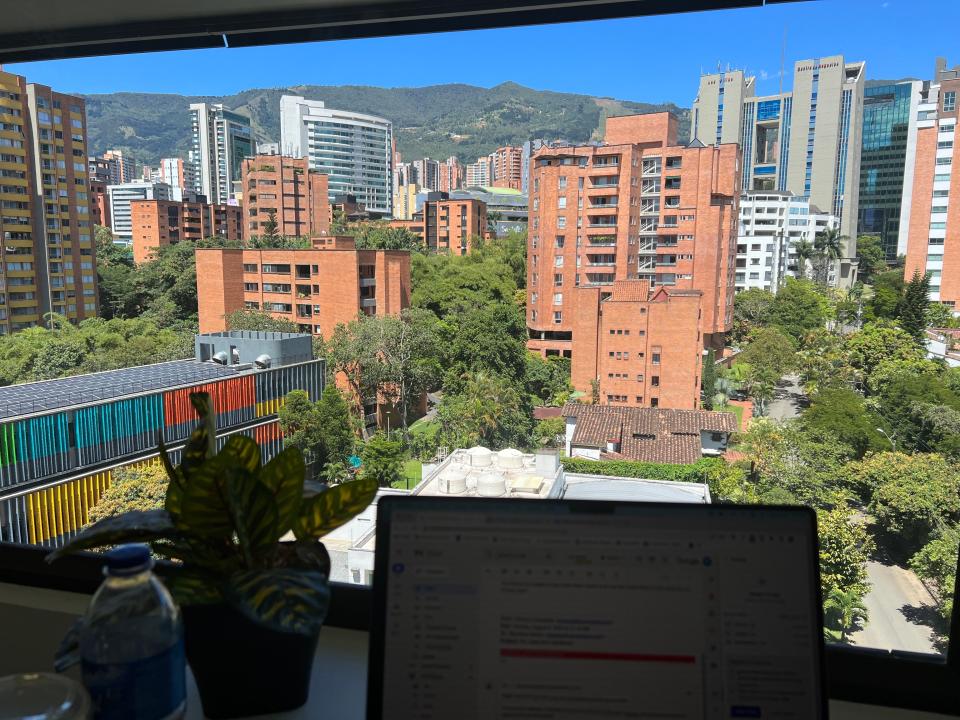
0, 0, 801, 63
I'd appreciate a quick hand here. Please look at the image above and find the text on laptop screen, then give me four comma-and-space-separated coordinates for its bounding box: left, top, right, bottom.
374, 501, 823, 720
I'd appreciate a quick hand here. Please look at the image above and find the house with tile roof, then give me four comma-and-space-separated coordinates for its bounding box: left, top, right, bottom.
561, 403, 737, 464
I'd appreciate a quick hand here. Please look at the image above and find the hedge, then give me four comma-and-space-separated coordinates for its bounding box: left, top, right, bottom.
561, 456, 722, 483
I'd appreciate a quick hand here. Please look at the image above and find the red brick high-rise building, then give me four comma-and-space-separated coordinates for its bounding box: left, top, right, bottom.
439, 156, 463, 193
241, 154, 330, 241
131, 198, 243, 264
904, 59, 960, 307
389, 197, 487, 254
571, 280, 703, 409
527, 112, 739, 364
490, 146, 523, 191
196, 236, 410, 339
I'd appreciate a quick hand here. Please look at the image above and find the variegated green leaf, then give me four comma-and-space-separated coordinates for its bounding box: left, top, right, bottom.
260, 447, 306, 531
158, 435, 184, 523
163, 569, 223, 606
219, 435, 262, 474
46, 510, 178, 562
225, 469, 280, 563
179, 456, 233, 537
227, 569, 330, 635
295, 476, 377, 540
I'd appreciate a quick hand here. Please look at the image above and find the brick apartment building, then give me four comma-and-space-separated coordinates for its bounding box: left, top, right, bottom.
0, 68, 98, 334
527, 112, 739, 363
241, 154, 330, 241
490, 146, 523, 190
130, 198, 243, 263
389, 197, 488, 254
439, 156, 463, 193
571, 280, 703, 409
89, 178, 110, 227
195, 235, 411, 339
904, 59, 960, 307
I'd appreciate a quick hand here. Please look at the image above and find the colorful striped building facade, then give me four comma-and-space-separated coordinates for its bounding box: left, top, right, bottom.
0, 332, 324, 548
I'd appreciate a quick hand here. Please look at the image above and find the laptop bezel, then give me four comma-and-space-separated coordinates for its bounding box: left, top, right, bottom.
366, 496, 827, 719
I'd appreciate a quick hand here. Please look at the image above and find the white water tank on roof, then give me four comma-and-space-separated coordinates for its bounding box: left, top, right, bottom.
477, 472, 506, 497
466, 446, 492, 467
497, 448, 523, 469
443, 468, 468, 494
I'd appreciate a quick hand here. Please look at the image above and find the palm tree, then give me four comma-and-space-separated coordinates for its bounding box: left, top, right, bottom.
823, 587, 869, 643
813, 228, 849, 286
792, 238, 815, 280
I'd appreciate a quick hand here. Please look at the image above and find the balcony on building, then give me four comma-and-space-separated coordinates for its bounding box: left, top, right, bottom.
586, 233, 616, 246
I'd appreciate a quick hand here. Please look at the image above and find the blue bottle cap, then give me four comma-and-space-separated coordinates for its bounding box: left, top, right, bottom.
105, 544, 153, 575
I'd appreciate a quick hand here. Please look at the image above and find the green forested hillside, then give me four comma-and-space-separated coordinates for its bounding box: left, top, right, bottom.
82, 82, 689, 165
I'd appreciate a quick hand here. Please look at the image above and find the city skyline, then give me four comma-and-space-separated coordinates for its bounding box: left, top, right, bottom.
5, 1, 956, 105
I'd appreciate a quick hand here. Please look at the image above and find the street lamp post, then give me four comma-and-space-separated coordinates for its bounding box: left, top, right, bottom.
876, 427, 896, 452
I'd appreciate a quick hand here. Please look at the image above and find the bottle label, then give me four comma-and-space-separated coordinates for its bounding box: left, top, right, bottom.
82, 637, 186, 720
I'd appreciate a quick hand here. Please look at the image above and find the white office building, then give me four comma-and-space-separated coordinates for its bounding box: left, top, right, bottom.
279, 95, 393, 216
188, 103, 253, 205
158, 157, 197, 194
106, 181, 176, 243
736, 192, 838, 292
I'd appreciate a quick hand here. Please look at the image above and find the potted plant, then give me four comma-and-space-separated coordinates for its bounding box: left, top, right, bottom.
48, 392, 376, 718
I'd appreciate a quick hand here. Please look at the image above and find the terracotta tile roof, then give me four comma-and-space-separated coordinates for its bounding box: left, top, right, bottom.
533, 406, 564, 420
622, 434, 703, 464
561, 403, 736, 464
609, 280, 651, 303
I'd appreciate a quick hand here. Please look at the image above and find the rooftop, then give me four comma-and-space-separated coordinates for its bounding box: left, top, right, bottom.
411, 446, 561, 499
563, 403, 737, 464
0, 359, 238, 420
561, 475, 710, 503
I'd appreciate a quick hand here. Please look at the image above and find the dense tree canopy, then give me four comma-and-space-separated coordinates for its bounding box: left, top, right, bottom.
767, 279, 831, 343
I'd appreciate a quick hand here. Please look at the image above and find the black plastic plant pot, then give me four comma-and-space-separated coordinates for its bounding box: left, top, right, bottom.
183, 603, 319, 719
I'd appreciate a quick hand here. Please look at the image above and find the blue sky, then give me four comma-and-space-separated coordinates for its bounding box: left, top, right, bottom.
6, 0, 958, 105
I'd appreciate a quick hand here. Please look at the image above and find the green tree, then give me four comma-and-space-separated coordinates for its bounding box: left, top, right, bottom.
738, 326, 797, 378
225, 308, 299, 333
817, 506, 873, 600
812, 227, 848, 286
910, 525, 960, 622
792, 238, 815, 281
87, 463, 168, 524
442, 302, 527, 391
278, 387, 354, 478
437, 371, 532, 449
262, 209, 280, 243
853, 452, 960, 554
926, 302, 959, 329
534, 417, 566, 447
875, 372, 960, 456
701, 349, 718, 409
352, 223, 424, 251
898, 270, 931, 343
823, 587, 870, 643
525, 353, 572, 406
801, 388, 883, 459
868, 269, 905, 320
360, 433, 404, 487
376, 309, 443, 433
768, 279, 830, 344
843, 321, 925, 389
731, 288, 775, 344
330, 207, 349, 234
855, 234, 887, 284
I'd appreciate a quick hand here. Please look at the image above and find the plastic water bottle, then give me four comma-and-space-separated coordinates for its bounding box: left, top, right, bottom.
80, 544, 186, 720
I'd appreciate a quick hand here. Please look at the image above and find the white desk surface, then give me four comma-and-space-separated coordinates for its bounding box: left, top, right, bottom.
0, 583, 954, 720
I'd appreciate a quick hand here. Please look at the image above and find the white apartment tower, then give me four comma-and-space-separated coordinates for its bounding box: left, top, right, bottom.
189, 103, 253, 205
279, 95, 393, 216
692, 56, 865, 286
736, 192, 838, 292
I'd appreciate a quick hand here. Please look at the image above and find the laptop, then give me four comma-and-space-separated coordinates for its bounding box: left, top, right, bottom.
367, 497, 826, 720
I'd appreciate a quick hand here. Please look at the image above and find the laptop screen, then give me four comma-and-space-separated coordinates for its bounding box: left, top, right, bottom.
369, 498, 825, 720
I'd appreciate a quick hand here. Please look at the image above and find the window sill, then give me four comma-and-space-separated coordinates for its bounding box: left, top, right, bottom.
1, 541, 959, 715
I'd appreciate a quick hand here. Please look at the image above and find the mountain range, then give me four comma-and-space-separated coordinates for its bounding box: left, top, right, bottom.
80, 82, 690, 167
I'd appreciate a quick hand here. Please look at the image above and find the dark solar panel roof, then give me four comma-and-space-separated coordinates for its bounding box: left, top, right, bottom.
0, 359, 243, 420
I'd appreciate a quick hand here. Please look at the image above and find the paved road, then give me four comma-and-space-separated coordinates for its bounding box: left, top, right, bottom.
848, 560, 940, 654
766, 374, 805, 420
